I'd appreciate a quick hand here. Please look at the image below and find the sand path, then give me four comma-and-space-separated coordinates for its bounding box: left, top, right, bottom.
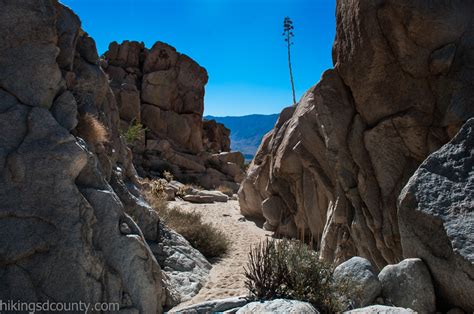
172, 199, 270, 308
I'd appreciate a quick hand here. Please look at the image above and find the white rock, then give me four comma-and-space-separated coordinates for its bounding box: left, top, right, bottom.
236, 299, 318, 313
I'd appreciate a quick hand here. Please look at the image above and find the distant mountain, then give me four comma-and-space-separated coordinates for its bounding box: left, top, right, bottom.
205, 114, 279, 160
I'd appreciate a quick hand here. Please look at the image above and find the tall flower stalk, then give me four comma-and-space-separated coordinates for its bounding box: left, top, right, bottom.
283, 17, 296, 105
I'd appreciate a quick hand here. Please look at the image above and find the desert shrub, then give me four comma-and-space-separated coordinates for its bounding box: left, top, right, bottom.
143, 181, 168, 213
244, 239, 347, 313
76, 113, 108, 146
163, 170, 174, 182
166, 208, 230, 259
144, 189, 229, 259
175, 184, 203, 198
149, 179, 167, 198
217, 185, 234, 197
121, 119, 147, 144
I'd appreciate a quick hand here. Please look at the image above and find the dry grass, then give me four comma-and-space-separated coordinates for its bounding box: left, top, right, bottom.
76, 113, 109, 146
144, 182, 230, 259
163, 170, 174, 182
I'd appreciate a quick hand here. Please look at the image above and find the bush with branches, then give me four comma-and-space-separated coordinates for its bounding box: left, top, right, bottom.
121, 119, 147, 144
244, 239, 349, 313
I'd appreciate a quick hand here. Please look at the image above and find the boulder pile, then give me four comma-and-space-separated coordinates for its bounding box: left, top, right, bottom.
102, 41, 244, 192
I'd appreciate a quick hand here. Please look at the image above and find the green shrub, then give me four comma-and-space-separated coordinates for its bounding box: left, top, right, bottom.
244, 239, 348, 313
122, 119, 147, 144
145, 189, 229, 259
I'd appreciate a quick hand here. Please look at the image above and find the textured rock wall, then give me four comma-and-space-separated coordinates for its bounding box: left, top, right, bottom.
239, 0, 474, 270
203, 119, 231, 154
103, 41, 244, 191
398, 118, 473, 311
0, 1, 164, 312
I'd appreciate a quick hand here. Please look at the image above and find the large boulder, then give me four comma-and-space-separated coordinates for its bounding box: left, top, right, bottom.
0, 1, 164, 312
333, 257, 381, 308
398, 119, 474, 312
150, 225, 212, 308
239, 0, 474, 271
378, 258, 436, 313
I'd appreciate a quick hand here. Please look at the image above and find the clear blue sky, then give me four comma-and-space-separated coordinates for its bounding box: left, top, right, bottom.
61, 0, 336, 116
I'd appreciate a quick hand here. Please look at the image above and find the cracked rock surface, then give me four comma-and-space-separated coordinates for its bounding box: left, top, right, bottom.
0, 1, 164, 312
239, 0, 474, 271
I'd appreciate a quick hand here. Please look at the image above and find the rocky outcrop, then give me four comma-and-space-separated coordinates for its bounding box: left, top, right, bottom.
151, 225, 211, 307
0, 1, 163, 312
378, 258, 436, 313
203, 119, 231, 153
102, 42, 244, 192
398, 118, 474, 311
239, 0, 474, 271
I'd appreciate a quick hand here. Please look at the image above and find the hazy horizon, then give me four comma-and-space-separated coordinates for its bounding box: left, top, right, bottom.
61, 0, 336, 116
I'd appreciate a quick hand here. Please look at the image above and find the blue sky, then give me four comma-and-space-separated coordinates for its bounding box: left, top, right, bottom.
61, 0, 336, 116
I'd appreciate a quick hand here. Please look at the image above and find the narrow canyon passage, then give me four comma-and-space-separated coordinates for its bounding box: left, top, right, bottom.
171, 200, 271, 309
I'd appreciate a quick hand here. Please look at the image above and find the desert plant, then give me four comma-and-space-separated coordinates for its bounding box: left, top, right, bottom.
76, 113, 109, 147
163, 170, 174, 182
122, 119, 147, 144
149, 179, 168, 199
283, 16, 296, 105
244, 239, 347, 313
144, 189, 229, 259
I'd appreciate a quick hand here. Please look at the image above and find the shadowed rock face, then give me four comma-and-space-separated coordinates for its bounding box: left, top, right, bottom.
239, 0, 474, 271
0, 1, 163, 312
398, 119, 474, 312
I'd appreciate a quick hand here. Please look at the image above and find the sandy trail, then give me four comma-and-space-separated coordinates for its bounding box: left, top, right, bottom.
171, 199, 270, 308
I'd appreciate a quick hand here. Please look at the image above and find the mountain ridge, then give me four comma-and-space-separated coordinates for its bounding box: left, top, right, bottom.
205, 113, 279, 159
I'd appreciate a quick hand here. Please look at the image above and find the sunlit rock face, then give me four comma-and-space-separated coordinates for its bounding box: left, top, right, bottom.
239, 0, 474, 271
0, 1, 164, 312
103, 41, 244, 192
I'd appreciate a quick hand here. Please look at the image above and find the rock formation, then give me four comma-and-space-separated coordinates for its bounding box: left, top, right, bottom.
102, 42, 244, 192
378, 258, 436, 313
239, 0, 474, 273
398, 118, 473, 312
0, 1, 164, 312
333, 257, 381, 308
